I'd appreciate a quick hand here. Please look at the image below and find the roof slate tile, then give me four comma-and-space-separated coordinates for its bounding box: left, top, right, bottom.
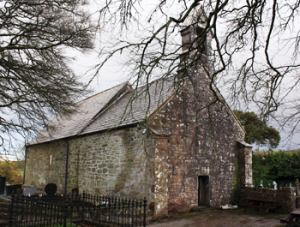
28, 78, 175, 145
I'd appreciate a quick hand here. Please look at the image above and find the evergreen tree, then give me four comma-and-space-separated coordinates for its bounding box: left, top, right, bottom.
234, 110, 280, 148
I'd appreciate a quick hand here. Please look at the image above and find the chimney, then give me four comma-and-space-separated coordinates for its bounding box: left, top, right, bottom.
178, 24, 207, 80
180, 25, 206, 54
180, 26, 193, 52
177, 6, 210, 80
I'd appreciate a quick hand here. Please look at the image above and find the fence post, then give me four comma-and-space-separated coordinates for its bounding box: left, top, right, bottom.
64, 203, 68, 227
131, 199, 134, 227
296, 179, 300, 208
83, 191, 85, 205
296, 179, 299, 196
9, 195, 14, 226
143, 197, 147, 227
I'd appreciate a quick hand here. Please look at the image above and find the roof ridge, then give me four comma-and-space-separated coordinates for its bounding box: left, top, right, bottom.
134, 75, 175, 89
76, 81, 130, 104
76, 82, 132, 135
27, 78, 176, 145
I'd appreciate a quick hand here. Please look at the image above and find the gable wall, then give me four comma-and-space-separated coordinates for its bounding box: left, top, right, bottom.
148, 68, 245, 215
25, 126, 155, 202
25, 140, 68, 192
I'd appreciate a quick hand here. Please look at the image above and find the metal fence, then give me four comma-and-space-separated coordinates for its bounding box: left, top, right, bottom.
9, 192, 147, 227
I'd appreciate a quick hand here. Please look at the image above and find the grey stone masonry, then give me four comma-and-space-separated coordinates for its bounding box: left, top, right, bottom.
25, 127, 155, 203
240, 186, 296, 213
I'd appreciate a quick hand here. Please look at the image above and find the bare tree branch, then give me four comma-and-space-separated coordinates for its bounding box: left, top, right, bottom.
0, 0, 95, 153
90, 0, 300, 147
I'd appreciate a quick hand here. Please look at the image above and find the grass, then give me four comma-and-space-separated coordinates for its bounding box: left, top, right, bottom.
34, 222, 78, 227
17, 169, 24, 175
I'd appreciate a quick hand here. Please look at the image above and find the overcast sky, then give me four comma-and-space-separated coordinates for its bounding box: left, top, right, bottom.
65, 1, 300, 152
2, 0, 299, 158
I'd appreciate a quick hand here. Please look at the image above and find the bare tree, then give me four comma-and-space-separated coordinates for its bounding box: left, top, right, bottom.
89, 0, 300, 147
12, 142, 25, 162
0, 0, 95, 153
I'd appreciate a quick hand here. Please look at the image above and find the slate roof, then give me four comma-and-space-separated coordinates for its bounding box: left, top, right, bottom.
28, 78, 175, 145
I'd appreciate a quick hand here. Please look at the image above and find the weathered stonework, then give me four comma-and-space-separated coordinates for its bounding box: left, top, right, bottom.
154, 137, 169, 217
237, 142, 253, 187
25, 127, 155, 203
25, 80, 250, 217
25, 140, 68, 191
240, 186, 296, 213
146, 67, 245, 215
25, 64, 251, 218
25, 23, 253, 219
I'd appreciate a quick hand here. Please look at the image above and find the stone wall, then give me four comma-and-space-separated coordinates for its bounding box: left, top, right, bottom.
237, 142, 253, 188
25, 22, 250, 219
153, 136, 169, 217
25, 139, 68, 192
76, 127, 155, 201
25, 126, 155, 202
240, 186, 296, 213
148, 66, 246, 216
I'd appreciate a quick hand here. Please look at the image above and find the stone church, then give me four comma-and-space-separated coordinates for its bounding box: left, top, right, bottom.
24, 17, 253, 217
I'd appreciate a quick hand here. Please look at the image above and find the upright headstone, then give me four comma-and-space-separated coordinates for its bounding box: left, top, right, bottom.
16, 188, 23, 195
0, 175, 6, 194
23, 185, 37, 196
45, 183, 57, 196
260, 180, 263, 188
72, 188, 78, 198
273, 181, 277, 190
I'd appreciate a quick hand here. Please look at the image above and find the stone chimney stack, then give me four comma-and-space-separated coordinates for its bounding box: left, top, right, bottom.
180, 25, 206, 53
180, 4, 207, 53
178, 7, 209, 80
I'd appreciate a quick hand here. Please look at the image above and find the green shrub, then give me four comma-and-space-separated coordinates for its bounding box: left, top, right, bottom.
253, 150, 300, 186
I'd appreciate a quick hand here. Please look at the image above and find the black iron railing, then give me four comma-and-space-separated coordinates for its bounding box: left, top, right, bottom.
9, 192, 147, 227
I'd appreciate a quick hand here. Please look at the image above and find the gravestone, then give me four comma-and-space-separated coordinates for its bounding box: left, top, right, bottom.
16, 188, 23, 195
45, 183, 57, 196
6, 184, 22, 195
0, 175, 6, 194
72, 188, 78, 198
273, 181, 277, 190
23, 185, 37, 196
260, 180, 263, 188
